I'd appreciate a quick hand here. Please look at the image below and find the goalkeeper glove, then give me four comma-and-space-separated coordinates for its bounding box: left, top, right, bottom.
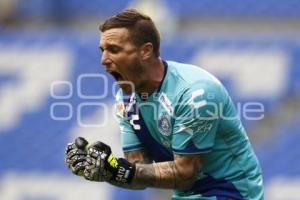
65, 137, 89, 176
84, 141, 136, 184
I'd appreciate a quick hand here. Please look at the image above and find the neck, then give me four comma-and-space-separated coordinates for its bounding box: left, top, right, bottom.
136, 58, 165, 95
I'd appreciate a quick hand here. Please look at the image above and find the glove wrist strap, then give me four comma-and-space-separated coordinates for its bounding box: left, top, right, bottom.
107, 154, 135, 184
110, 157, 136, 184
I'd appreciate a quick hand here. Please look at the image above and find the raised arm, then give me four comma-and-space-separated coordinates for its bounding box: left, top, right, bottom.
83, 141, 202, 190
66, 138, 202, 190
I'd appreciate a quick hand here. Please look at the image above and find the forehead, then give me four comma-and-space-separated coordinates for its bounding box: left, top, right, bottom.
100, 28, 131, 46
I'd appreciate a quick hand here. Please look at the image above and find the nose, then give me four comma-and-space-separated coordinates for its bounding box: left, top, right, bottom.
101, 51, 112, 65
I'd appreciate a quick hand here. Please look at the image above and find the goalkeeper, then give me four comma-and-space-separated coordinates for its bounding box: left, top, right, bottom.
65, 9, 264, 200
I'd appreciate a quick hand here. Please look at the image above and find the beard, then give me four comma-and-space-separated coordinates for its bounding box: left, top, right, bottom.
116, 58, 145, 94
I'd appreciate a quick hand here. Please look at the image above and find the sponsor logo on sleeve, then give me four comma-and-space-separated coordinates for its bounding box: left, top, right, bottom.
159, 93, 174, 115
115, 102, 125, 117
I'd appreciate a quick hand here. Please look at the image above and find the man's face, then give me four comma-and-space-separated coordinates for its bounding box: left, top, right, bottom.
100, 28, 144, 93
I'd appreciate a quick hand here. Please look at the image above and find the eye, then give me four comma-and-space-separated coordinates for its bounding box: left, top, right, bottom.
110, 46, 121, 54
99, 47, 104, 53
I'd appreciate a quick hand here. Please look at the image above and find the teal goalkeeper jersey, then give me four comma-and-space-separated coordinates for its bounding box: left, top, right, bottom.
114, 60, 264, 200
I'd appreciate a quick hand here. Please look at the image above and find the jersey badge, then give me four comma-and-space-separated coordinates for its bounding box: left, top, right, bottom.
158, 112, 172, 136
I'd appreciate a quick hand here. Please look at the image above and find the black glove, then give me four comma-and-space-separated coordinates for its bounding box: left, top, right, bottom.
84, 141, 136, 184
65, 137, 89, 176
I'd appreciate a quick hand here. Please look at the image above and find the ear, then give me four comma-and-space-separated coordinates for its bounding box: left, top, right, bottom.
140, 42, 153, 60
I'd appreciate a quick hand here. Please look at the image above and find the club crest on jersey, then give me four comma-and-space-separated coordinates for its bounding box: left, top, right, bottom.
158, 112, 172, 136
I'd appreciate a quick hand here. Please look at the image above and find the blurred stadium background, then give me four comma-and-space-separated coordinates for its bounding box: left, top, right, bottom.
0, 0, 300, 199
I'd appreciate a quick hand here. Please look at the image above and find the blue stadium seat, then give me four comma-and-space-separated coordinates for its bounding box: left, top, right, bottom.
256, 114, 300, 183
166, 0, 300, 19
15, 0, 300, 20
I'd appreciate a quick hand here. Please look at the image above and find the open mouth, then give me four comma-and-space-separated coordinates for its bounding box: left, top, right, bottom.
108, 71, 133, 92
110, 71, 123, 81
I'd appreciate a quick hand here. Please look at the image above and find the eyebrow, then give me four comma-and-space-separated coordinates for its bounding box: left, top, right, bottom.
99, 43, 121, 49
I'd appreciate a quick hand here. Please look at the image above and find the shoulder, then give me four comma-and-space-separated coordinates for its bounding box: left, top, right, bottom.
166, 60, 223, 90
166, 60, 215, 78
166, 61, 225, 103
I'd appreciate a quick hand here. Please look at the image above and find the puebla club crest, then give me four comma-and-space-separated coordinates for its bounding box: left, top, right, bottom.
158, 112, 172, 136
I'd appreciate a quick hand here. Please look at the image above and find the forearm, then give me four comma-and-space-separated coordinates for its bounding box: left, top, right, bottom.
134, 161, 196, 189
108, 161, 197, 190
81, 144, 200, 190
